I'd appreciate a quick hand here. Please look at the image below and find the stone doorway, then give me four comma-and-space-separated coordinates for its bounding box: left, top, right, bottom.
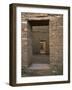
40, 40, 46, 54
28, 20, 50, 64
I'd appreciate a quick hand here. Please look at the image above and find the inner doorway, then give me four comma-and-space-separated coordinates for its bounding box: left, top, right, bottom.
40, 41, 46, 54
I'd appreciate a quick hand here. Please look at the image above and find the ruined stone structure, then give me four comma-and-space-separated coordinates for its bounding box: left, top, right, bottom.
21, 13, 63, 76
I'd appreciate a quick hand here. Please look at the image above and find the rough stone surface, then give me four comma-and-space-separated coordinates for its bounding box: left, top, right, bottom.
21, 21, 32, 67
49, 16, 63, 65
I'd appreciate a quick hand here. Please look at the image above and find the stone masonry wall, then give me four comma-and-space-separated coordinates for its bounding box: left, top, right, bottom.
49, 15, 63, 66
21, 20, 32, 67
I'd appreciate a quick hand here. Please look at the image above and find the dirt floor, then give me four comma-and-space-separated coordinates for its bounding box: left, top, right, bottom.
32, 55, 50, 64
21, 63, 63, 77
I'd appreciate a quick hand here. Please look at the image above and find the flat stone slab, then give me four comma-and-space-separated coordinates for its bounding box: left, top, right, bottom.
28, 64, 50, 70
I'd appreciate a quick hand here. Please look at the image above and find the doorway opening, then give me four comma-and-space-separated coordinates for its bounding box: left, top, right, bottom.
28, 19, 50, 64
40, 40, 46, 54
